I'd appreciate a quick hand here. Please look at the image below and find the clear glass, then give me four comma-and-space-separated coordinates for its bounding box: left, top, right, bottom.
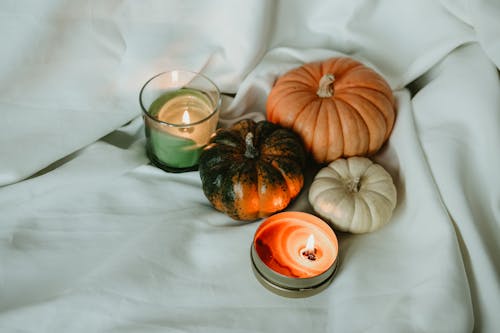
139, 70, 221, 172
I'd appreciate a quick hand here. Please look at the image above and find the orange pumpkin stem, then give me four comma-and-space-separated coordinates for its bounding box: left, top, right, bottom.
316, 74, 335, 98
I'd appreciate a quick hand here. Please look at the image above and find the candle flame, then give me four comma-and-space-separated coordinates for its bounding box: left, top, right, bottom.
301, 234, 317, 261
305, 234, 315, 252
182, 110, 190, 125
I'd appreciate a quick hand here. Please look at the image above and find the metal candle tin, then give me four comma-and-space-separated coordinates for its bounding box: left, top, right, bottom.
250, 211, 340, 298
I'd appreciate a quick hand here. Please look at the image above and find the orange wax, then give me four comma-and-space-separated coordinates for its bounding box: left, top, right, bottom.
254, 212, 338, 278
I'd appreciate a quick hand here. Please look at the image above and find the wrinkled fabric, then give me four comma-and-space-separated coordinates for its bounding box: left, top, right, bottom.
0, 1, 499, 332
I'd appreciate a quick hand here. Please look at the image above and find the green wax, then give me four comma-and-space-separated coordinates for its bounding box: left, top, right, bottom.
146, 88, 212, 170
146, 126, 200, 169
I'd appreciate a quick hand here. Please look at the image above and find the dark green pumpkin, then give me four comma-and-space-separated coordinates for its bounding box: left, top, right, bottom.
199, 119, 306, 221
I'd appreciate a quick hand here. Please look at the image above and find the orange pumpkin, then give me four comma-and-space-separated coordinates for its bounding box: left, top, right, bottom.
267, 57, 396, 164
199, 119, 306, 221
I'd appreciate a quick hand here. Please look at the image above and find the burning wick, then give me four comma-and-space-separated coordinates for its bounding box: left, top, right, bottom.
301, 234, 317, 261
179, 110, 194, 133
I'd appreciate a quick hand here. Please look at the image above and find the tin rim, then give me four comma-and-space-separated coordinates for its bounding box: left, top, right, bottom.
250, 244, 339, 298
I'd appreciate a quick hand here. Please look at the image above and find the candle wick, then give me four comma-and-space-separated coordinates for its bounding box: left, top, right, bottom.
302, 248, 317, 261
178, 126, 194, 134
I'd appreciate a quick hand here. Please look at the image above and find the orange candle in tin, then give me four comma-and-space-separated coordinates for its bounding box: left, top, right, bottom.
251, 212, 339, 297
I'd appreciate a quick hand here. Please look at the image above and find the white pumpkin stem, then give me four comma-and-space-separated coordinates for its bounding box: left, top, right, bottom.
347, 177, 361, 193
244, 132, 258, 159
316, 74, 335, 98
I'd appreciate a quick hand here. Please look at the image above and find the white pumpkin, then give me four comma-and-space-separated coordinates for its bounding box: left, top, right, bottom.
308, 157, 397, 233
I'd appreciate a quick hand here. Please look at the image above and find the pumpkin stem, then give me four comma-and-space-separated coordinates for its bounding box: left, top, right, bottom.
316, 74, 335, 98
347, 177, 361, 193
244, 132, 258, 159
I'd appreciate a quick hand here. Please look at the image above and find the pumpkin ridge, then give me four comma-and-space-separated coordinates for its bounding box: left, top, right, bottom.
291, 99, 320, 152
322, 165, 343, 179
333, 99, 352, 156
275, 87, 316, 102
340, 90, 390, 125
234, 159, 259, 220
313, 178, 345, 192
313, 98, 328, 162
330, 99, 348, 157
261, 154, 301, 165
334, 99, 370, 156
347, 156, 373, 176
256, 161, 289, 215
219, 166, 243, 218
280, 66, 317, 88
362, 188, 396, 207
202, 161, 233, 176
346, 66, 390, 85
322, 99, 343, 161
260, 156, 305, 190
362, 177, 393, 186
276, 77, 318, 90
342, 87, 396, 140
348, 86, 395, 107
337, 65, 392, 96
342, 62, 366, 76
269, 159, 303, 199
301, 64, 322, 85
328, 158, 349, 177
323, 99, 330, 162
320, 101, 330, 160
307, 99, 324, 144
260, 141, 303, 158
199, 146, 240, 174
357, 197, 375, 231
336, 80, 392, 98
272, 90, 317, 126
326, 189, 355, 222
315, 187, 344, 203
201, 171, 224, 209
325, 58, 361, 77
212, 130, 247, 152
335, 96, 374, 152
335, 94, 386, 152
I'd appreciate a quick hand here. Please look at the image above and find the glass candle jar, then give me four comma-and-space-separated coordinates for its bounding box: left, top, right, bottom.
139, 70, 221, 172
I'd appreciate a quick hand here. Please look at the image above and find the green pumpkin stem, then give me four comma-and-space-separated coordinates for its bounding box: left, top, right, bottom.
244, 132, 258, 159
317, 74, 335, 98
347, 177, 361, 193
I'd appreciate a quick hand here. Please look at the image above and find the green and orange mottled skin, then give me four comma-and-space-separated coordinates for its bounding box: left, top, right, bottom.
199, 119, 306, 221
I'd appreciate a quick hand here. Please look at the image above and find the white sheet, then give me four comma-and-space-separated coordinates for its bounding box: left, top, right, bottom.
1, 1, 499, 332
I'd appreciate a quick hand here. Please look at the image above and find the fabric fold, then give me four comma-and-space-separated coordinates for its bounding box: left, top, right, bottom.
0, 1, 499, 332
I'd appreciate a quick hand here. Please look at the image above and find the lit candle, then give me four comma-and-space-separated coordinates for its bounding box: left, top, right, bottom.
140, 70, 221, 172
251, 211, 339, 297
301, 234, 317, 261
182, 110, 191, 126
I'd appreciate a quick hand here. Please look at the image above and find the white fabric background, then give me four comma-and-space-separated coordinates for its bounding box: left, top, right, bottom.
0, 1, 499, 332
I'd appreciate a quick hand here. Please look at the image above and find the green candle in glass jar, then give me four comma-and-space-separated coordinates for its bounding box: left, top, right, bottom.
145, 88, 212, 169
140, 71, 221, 172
